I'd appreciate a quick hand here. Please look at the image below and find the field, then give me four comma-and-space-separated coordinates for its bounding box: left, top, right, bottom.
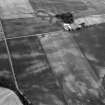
74, 23, 105, 81
1, 0, 105, 105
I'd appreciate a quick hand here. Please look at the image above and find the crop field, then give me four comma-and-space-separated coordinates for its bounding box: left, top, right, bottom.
2, 18, 62, 38
1, 0, 105, 105
39, 30, 105, 105
0, 0, 91, 39
74, 23, 105, 81
29, 0, 88, 13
